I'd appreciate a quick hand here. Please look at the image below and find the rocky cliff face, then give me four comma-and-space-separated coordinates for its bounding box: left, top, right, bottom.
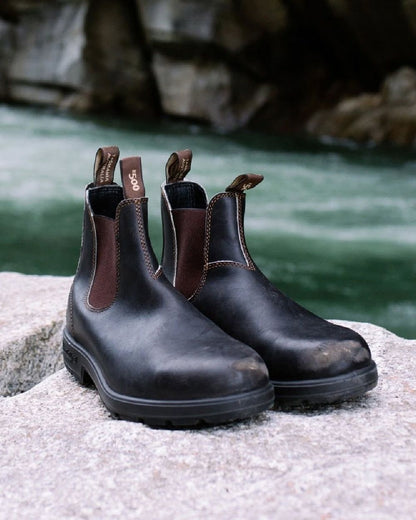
1, 0, 416, 144
307, 67, 416, 146
0, 0, 156, 114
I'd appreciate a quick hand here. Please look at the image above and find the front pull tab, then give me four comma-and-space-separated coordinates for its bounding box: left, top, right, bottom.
93, 146, 120, 186
225, 173, 264, 193
165, 149, 192, 183
120, 156, 145, 199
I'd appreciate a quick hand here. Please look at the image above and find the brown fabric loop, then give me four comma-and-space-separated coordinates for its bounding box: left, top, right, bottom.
120, 156, 145, 199
93, 146, 120, 186
165, 149, 193, 183
225, 173, 264, 192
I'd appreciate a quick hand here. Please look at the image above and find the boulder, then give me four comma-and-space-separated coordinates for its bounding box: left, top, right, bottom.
0, 271, 415, 518
138, 0, 288, 51
139, 0, 277, 130
2, 0, 156, 114
7, 1, 88, 105
0, 272, 72, 396
307, 67, 416, 146
152, 53, 274, 130
0, 19, 14, 98
381, 66, 416, 105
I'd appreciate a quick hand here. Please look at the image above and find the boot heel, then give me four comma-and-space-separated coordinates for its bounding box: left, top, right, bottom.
63, 334, 92, 386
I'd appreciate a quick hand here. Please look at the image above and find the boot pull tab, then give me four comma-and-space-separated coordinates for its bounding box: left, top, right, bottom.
225, 173, 264, 193
165, 149, 193, 183
120, 156, 145, 199
93, 146, 120, 186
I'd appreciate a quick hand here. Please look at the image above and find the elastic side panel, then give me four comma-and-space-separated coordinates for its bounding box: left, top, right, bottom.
89, 185, 124, 218
172, 208, 206, 298
165, 182, 207, 209
88, 215, 117, 308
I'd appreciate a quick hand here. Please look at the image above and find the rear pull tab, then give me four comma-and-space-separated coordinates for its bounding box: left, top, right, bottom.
225, 174, 264, 193
165, 149, 192, 183
93, 146, 120, 186
120, 156, 145, 199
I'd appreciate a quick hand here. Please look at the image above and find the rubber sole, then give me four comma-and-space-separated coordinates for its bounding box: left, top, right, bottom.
272, 361, 378, 406
62, 329, 274, 427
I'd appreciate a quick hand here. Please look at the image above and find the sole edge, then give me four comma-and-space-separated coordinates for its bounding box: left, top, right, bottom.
63, 329, 274, 427
272, 361, 378, 406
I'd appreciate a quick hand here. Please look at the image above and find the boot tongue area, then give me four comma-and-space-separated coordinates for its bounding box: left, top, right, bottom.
165, 149, 193, 183
93, 146, 120, 186
120, 156, 145, 199
225, 174, 263, 193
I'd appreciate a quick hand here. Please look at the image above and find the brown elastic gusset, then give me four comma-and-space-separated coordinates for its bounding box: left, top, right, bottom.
89, 215, 117, 309
172, 208, 206, 299
120, 156, 145, 199
165, 149, 193, 183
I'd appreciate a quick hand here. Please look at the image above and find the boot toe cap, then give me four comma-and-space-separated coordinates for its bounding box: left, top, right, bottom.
268, 329, 372, 381
153, 350, 270, 400
296, 334, 371, 380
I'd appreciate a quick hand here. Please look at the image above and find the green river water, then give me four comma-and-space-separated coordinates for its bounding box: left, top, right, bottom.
0, 105, 415, 338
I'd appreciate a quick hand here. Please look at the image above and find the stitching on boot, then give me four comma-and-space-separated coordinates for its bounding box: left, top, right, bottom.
189, 192, 255, 301
84, 205, 98, 310
131, 199, 161, 280
207, 261, 253, 270
236, 193, 255, 270
189, 193, 232, 300
67, 286, 74, 333
162, 188, 178, 284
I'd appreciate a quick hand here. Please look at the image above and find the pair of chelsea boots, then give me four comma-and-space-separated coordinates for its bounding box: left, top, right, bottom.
63, 146, 378, 427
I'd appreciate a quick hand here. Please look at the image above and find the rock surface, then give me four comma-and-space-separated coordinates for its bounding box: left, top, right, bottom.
307, 67, 416, 145
0, 272, 72, 396
0, 272, 415, 518
2, 0, 156, 114
1, 0, 416, 141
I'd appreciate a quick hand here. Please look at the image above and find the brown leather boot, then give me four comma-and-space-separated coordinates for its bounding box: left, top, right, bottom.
63, 147, 273, 426
160, 149, 378, 405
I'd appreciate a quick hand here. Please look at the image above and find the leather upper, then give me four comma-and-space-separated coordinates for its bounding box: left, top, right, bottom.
161, 180, 374, 383
67, 182, 269, 400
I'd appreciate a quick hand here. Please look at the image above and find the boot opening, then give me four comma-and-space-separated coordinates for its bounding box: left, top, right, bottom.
89, 185, 124, 219
165, 182, 206, 209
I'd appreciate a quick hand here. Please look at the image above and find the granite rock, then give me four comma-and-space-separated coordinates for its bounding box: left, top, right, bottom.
0, 272, 72, 396
2, 0, 416, 141
2, 0, 156, 114
7, 1, 88, 105
0, 272, 415, 518
152, 53, 274, 130
307, 67, 416, 145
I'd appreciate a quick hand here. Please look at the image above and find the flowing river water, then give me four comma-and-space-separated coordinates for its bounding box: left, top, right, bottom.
0, 105, 415, 338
